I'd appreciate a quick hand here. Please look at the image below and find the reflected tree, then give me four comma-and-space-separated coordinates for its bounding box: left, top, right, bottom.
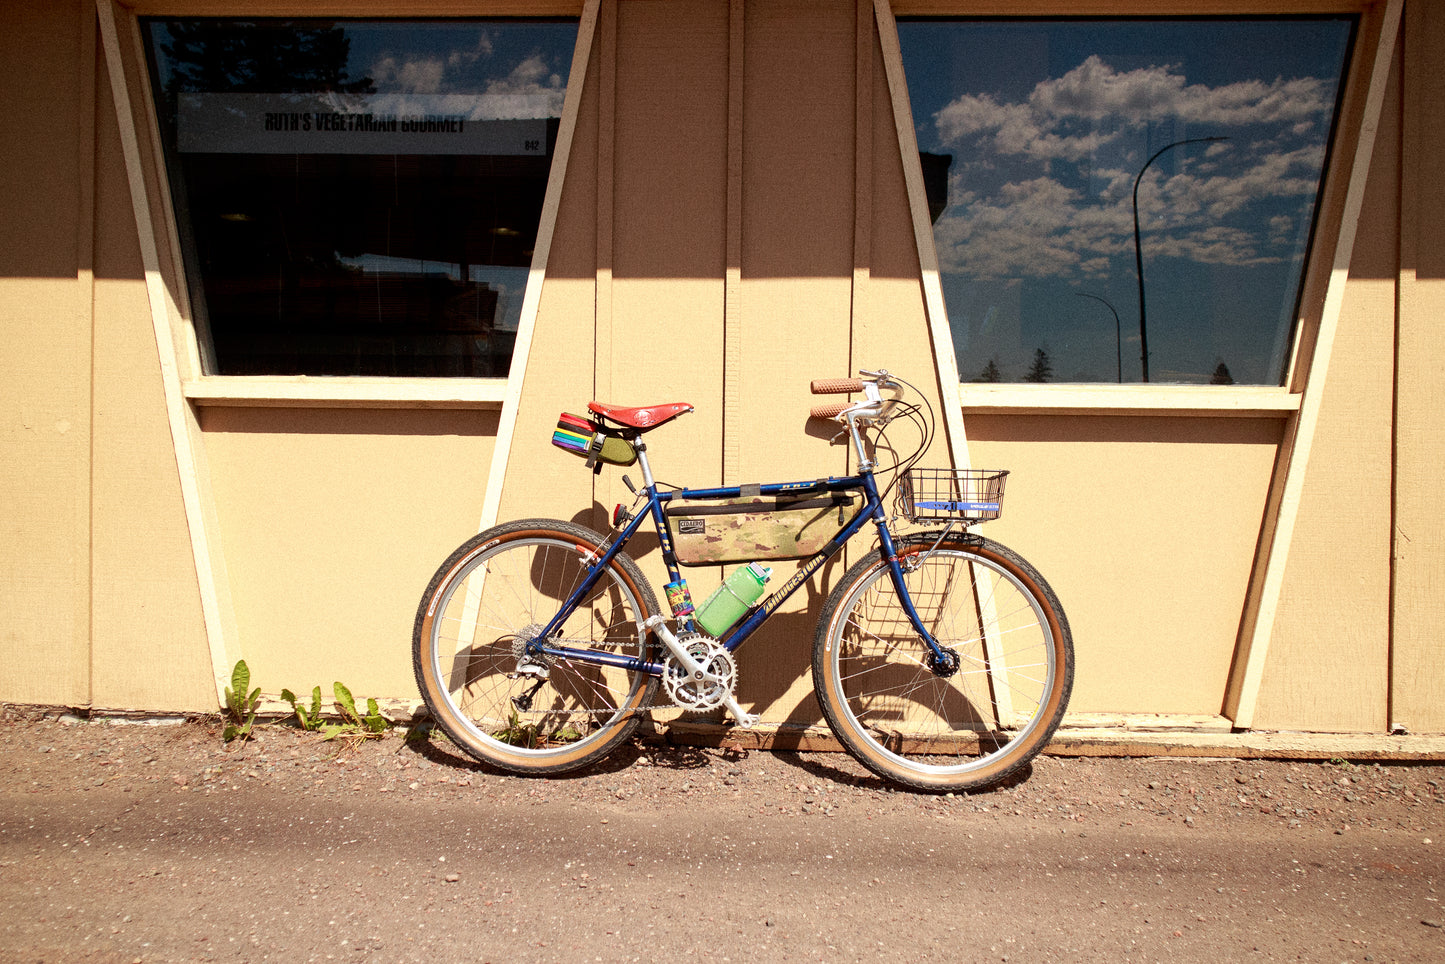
973, 358, 1002, 383
158, 21, 374, 94
1024, 348, 1053, 384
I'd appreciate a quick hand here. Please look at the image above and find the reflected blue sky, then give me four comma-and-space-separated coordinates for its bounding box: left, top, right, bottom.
899, 18, 1353, 384
150, 20, 577, 106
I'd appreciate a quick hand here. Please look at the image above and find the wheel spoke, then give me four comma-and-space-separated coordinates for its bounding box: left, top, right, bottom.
414, 522, 658, 774
814, 538, 1072, 791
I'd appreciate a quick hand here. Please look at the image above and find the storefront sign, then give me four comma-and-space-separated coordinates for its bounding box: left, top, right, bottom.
177, 93, 551, 155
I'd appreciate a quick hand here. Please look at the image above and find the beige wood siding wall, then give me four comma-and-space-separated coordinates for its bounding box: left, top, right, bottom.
1390, 0, 1445, 735
1, 0, 95, 708
1, 0, 216, 711
1, 0, 1441, 741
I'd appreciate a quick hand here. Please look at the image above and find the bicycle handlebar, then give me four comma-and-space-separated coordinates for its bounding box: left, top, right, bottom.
809, 400, 851, 419
810, 378, 864, 395
808, 369, 903, 423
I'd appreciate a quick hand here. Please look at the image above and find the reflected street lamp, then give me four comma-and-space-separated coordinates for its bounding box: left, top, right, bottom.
1075, 292, 1122, 383
1132, 136, 1228, 383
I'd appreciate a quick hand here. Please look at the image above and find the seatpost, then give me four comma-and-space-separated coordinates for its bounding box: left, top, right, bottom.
634, 440, 656, 488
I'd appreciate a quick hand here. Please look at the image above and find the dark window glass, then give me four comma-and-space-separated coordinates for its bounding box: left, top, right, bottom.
899, 18, 1354, 385
144, 19, 578, 376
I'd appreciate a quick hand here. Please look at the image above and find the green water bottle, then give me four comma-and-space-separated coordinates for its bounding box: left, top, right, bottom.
695, 563, 772, 637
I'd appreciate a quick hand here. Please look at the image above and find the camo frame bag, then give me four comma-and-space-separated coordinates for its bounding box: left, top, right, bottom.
663, 490, 861, 566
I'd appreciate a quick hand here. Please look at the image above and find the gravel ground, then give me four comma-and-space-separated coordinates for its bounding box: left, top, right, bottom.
2, 708, 1443, 963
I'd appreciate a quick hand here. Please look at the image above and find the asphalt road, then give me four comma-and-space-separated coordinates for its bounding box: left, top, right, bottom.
2, 716, 1443, 963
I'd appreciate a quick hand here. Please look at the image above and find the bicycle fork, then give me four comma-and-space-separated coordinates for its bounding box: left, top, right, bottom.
877, 522, 961, 677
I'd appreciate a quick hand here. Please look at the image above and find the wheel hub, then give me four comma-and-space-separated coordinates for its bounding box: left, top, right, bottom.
929, 647, 961, 678
512, 624, 555, 678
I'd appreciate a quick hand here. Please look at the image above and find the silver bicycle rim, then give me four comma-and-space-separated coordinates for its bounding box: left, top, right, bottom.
426, 535, 649, 760
827, 549, 1058, 776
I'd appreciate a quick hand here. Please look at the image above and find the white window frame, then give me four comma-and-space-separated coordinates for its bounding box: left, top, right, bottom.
883, 0, 1384, 421
122, 2, 591, 411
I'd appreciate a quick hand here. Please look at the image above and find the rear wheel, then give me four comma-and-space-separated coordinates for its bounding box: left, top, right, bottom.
413, 519, 658, 775
813, 534, 1072, 792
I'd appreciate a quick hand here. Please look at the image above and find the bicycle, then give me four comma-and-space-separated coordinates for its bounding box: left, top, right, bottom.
412, 370, 1073, 792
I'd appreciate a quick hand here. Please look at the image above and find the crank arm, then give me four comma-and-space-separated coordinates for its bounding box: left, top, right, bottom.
722, 696, 758, 729
644, 616, 757, 728
644, 615, 705, 676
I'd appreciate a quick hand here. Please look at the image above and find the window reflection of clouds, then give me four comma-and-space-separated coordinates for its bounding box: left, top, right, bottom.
352, 22, 572, 116
144, 19, 576, 377
900, 20, 1353, 385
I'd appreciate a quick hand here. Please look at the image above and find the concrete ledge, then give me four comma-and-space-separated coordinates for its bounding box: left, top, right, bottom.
663, 719, 1445, 763
12, 704, 1444, 763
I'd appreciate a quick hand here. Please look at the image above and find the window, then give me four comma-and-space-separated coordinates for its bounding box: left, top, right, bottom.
898, 18, 1354, 385
144, 19, 578, 377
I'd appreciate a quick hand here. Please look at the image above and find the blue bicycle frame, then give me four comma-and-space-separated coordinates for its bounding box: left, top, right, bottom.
525, 451, 950, 678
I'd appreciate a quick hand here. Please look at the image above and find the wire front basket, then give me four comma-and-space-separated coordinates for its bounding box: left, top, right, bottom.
898, 468, 1009, 525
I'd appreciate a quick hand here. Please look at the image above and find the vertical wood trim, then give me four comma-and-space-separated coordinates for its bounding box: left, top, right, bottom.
1389, 0, 1445, 733
477, 0, 600, 533
594, 0, 616, 409
97, 0, 233, 704
1391, 0, 1417, 735
1226, 0, 1402, 729
872, 0, 969, 471
592, 0, 617, 530
722, 0, 746, 485
77, 3, 98, 708
847, 0, 871, 510
851, 0, 871, 378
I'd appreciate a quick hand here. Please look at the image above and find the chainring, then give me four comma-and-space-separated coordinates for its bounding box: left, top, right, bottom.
662, 633, 737, 712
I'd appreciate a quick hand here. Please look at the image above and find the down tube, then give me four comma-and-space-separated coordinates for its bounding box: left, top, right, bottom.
720, 479, 884, 653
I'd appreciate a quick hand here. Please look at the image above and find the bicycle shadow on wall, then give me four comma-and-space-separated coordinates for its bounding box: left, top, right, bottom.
575, 501, 847, 734
422, 528, 653, 774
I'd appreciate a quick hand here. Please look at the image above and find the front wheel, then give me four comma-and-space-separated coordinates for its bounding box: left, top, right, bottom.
413, 519, 659, 775
813, 534, 1073, 792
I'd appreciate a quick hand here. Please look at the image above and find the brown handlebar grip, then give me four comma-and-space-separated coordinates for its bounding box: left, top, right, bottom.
810, 378, 865, 395
810, 401, 851, 419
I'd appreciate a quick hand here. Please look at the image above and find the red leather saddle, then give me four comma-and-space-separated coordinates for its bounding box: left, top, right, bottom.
587, 401, 693, 431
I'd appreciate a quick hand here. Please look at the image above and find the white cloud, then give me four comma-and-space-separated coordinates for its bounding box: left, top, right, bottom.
483, 54, 568, 118
371, 54, 445, 94
368, 36, 566, 117
936, 55, 1334, 162
928, 55, 1335, 279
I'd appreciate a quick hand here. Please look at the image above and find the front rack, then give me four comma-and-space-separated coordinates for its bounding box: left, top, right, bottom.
898, 468, 1009, 524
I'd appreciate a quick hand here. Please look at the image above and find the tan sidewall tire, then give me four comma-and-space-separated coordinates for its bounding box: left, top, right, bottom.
813, 536, 1073, 792
413, 520, 658, 775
